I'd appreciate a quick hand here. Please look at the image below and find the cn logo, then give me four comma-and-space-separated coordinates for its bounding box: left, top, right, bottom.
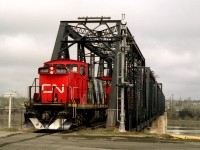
42, 84, 64, 93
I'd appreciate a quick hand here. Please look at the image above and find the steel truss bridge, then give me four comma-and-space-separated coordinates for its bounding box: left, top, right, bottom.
51, 16, 165, 132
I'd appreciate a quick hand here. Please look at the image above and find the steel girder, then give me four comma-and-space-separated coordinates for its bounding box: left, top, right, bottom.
126, 65, 165, 131
51, 18, 123, 81
51, 20, 121, 62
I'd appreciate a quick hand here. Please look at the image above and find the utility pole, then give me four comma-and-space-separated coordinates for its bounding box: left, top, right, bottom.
171, 94, 174, 110
118, 14, 130, 132
8, 94, 12, 128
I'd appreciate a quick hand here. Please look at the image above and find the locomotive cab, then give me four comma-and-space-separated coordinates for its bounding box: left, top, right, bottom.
38, 59, 88, 105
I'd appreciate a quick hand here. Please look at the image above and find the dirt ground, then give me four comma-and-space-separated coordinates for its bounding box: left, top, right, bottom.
0, 128, 200, 150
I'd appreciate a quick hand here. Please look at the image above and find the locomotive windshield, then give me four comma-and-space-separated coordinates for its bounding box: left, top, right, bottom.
66, 64, 78, 72
80, 66, 85, 76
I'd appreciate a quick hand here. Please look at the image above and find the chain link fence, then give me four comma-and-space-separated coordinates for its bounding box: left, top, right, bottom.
0, 97, 25, 129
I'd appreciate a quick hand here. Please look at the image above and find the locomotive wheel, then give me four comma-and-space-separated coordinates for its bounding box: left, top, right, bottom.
74, 114, 84, 126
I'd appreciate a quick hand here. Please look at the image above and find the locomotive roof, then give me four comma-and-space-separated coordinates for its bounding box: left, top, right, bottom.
44, 59, 88, 65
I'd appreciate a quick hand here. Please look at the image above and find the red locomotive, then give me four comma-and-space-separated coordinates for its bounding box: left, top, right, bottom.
24, 59, 111, 130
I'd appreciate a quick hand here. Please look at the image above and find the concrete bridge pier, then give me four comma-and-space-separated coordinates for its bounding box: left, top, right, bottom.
106, 109, 117, 128
147, 112, 168, 134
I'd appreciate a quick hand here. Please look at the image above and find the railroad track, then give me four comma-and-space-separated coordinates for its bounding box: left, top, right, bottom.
0, 121, 106, 148
59, 121, 106, 134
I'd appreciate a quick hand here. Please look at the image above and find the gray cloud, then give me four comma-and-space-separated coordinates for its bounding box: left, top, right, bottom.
0, 0, 200, 100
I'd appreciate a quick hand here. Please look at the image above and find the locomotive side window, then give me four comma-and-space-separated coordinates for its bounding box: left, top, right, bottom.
66, 64, 78, 72
80, 66, 85, 76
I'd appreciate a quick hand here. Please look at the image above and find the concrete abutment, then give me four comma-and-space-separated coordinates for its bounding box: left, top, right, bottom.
146, 112, 168, 134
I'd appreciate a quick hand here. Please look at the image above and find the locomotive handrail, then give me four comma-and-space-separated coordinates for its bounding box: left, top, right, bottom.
28, 85, 83, 104
31, 78, 39, 86
67, 86, 79, 102
28, 86, 41, 102
29, 83, 110, 107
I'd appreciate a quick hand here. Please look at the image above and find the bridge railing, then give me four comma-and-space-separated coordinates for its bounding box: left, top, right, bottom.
126, 66, 165, 131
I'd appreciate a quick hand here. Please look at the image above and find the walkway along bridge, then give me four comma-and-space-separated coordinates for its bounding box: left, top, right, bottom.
51, 16, 165, 132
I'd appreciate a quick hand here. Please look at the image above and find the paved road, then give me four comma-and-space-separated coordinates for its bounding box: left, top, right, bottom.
0, 130, 200, 150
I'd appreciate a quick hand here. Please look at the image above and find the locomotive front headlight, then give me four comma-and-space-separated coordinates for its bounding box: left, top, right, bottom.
56, 68, 67, 74
39, 68, 48, 73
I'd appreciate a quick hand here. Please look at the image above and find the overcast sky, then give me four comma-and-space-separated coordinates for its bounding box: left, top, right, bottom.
0, 0, 200, 100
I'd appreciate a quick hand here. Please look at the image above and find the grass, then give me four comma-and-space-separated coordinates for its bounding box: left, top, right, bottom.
0, 128, 19, 132
168, 119, 200, 127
